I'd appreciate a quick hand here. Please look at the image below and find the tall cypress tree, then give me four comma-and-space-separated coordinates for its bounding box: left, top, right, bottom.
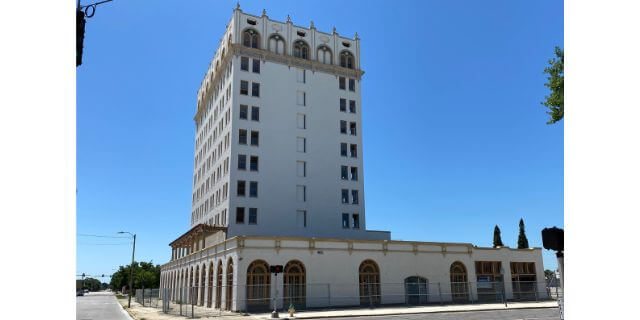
517, 218, 530, 249
493, 225, 504, 247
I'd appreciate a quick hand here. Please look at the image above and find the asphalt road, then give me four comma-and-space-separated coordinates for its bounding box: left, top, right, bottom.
326, 308, 560, 320
76, 292, 132, 320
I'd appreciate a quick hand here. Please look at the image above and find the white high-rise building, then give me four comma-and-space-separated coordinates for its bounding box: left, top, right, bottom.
160, 6, 547, 313
188, 6, 388, 241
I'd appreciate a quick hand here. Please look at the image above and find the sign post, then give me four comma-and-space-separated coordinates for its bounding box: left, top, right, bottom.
269, 265, 283, 319
542, 227, 564, 320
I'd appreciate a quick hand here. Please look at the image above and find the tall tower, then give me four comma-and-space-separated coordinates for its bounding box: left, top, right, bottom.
189, 7, 389, 241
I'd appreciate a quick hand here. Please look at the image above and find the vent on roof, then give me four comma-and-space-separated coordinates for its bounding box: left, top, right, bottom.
247, 19, 257, 25
342, 41, 351, 47
297, 31, 306, 37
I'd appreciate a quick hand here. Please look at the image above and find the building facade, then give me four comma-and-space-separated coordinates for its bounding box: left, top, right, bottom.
161, 5, 547, 313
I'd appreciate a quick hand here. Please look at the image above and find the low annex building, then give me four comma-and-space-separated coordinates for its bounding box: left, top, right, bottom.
160, 5, 547, 312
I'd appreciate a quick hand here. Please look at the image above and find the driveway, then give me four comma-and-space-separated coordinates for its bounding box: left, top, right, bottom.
77, 292, 132, 320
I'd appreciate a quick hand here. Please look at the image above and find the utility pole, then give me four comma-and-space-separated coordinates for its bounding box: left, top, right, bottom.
542, 227, 564, 320
76, 0, 114, 66
119, 231, 136, 308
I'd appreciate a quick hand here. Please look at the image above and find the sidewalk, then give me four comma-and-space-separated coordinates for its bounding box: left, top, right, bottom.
253, 301, 559, 319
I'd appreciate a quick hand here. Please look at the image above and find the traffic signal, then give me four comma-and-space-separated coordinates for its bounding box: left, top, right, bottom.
269, 265, 283, 274
77, 9, 86, 66
82, 273, 85, 278
101, 274, 105, 278
541, 227, 564, 252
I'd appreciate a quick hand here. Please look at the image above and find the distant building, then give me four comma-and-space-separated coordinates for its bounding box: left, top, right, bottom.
160, 5, 546, 312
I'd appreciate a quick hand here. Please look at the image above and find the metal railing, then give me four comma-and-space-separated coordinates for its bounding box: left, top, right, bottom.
132, 281, 560, 318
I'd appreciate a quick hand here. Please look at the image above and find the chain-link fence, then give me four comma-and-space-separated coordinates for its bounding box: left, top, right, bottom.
136, 281, 560, 317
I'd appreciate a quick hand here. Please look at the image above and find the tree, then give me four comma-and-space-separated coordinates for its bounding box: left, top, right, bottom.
544, 269, 555, 280
493, 225, 504, 247
83, 277, 102, 291
542, 46, 564, 124
110, 261, 161, 292
517, 218, 530, 249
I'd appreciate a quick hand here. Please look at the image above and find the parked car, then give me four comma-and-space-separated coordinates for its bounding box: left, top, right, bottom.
76, 289, 84, 296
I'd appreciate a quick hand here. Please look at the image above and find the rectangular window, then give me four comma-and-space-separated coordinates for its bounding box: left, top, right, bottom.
340, 120, 347, 134
239, 104, 248, 119
339, 77, 346, 90
350, 167, 358, 181
340, 98, 347, 112
250, 131, 259, 146
349, 78, 355, 92
350, 122, 357, 135
297, 161, 306, 177
296, 68, 306, 83
296, 210, 307, 227
249, 181, 258, 197
351, 190, 359, 204
249, 208, 257, 224
297, 137, 306, 153
297, 113, 306, 129
352, 214, 360, 229
341, 166, 349, 180
349, 100, 356, 113
252, 59, 260, 73
296, 185, 306, 202
297, 91, 306, 106
251, 82, 260, 97
250, 156, 258, 171
350, 144, 357, 158
240, 80, 249, 95
236, 207, 245, 224
238, 154, 247, 170
239, 129, 247, 145
251, 106, 259, 121
237, 180, 246, 197
240, 57, 249, 71
341, 189, 349, 204
342, 213, 350, 228
340, 143, 348, 157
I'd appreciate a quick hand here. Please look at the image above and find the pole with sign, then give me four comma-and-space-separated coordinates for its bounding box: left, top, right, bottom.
269, 265, 283, 318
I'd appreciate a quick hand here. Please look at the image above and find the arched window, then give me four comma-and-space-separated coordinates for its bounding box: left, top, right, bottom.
293, 40, 310, 59
340, 50, 355, 69
317, 45, 333, 64
200, 263, 206, 306
207, 262, 214, 308
246, 260, 270, 312
405, 276, 428, 305
226, 258, 234, 310
242, 29, 260, 49
284, 260, 306, 308
189, 267, 194, 304
215, 261, 223, 309
195, 265, 200, 304
268, 34, 286, 55
450, 261, 469, 302
358, 260, 380, 306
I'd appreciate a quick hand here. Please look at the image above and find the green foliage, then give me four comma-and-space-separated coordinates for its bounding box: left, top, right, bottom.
544, 269, 555, 280
542, 46, 564, 124
493, 225, 504, 247
517, 218, 530, 249
82, 277, 102, 291
110, 261, 161, 291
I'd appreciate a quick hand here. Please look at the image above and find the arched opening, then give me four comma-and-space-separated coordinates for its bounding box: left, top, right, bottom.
293, 40, 310, 59
225, 258, 234, 310
215, 261, 223, 309
242, 29, 260, 49
246, 260, 270, 312
200, 264, 206, 306
189, 267, 194, 304
207, 262, 214, 308
450, 262, 469, 302
359, 260, 380, 306
195, 265, 200, 305
340, 50, 355, 69
404, 276, 428, 305
283, 260, 306, 309
317, 45, 332, 64
268, 34, 286, 55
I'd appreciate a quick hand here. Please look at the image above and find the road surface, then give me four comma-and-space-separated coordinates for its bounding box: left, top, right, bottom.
325, 307, 560, 320
76, 292, 132, 320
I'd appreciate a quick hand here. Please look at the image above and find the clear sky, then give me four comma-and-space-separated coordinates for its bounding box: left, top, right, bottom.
76, 0, 564, 281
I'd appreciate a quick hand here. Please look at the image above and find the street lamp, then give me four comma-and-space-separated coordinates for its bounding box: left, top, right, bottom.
118, 231, 136, 308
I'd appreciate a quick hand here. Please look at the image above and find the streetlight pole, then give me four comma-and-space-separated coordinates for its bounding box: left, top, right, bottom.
119, 231, 136, 308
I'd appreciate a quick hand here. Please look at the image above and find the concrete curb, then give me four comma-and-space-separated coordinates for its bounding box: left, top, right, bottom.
279, 305, 559, 319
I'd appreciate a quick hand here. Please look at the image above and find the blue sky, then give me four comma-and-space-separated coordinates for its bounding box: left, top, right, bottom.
77, 0, 563, 281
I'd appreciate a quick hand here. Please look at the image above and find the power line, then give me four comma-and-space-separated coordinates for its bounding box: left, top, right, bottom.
78, 242, 131, 246
77, 233, 130, 239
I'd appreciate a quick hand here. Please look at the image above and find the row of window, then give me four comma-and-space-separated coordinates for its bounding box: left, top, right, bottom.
342, 213, 360, 229
341, 189, 360, 205
240, 57, 260, 73
340, 98, 357, 113
340, 143, 358, 158
235, 207, 258, 224
240, 80, 260, 97
340, 166, 358, 181
239, 105, 259, 121
340, 120, 357, 136
339, 77, 356, 92
237, 155, 259, 171
237, 180, 258, 197
238, 129, 259, 146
